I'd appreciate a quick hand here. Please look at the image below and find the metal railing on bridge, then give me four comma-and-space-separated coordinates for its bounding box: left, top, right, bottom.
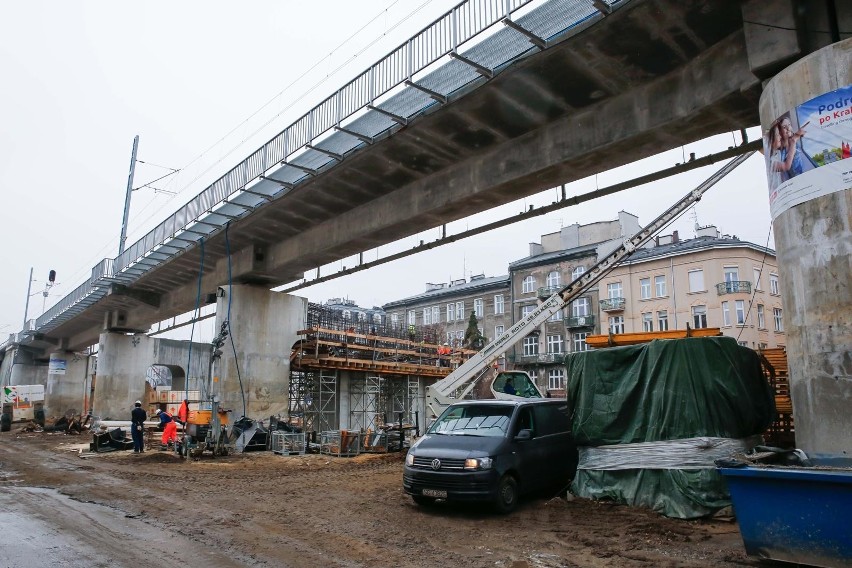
26, 0, 625, 338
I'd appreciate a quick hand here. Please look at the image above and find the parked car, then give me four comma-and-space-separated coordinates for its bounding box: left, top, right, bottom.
403, 399, 577, 513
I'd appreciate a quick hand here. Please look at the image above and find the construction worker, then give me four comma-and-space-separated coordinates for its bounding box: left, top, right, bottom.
156, 408, 178, 450
178, 398, 189, 425
131, 400, 147, 453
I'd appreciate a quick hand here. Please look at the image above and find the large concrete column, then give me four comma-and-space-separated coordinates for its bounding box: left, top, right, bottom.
213, 286, 306, 420
759, 39, 852, 460
45, 352, 92, 419
94, 333, 155, 420
8, 348, 47, 386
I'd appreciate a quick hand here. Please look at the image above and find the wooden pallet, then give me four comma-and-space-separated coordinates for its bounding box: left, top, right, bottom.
585, 328, 723, 348
758, 347, 795, 448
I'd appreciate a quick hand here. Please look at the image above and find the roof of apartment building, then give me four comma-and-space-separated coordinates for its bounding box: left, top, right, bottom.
508, 242, 599, 270
383, 274, 510, 309
620, 234, 775, 264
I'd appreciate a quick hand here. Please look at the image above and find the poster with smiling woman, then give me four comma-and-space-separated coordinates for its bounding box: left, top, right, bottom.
762, 83, 852, 220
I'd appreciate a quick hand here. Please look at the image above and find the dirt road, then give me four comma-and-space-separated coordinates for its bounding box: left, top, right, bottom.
0, 430, 758, 568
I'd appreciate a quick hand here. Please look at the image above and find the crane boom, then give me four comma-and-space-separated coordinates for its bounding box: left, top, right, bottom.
427, 151, 755, 416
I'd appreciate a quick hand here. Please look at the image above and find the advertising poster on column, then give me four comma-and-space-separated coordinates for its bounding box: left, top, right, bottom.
763, 84, 852, 220
48, 354, 67, 375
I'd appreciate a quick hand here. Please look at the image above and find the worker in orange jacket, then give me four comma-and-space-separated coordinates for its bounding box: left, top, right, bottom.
178, 399, 189, 425
156, 409, 178, 450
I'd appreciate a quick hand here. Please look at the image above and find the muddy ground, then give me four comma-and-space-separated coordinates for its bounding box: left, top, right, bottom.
0, 428, 761, 568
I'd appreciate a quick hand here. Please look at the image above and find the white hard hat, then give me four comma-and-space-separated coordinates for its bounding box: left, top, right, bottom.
134, 400, 142, 406
156, 409, 162, 414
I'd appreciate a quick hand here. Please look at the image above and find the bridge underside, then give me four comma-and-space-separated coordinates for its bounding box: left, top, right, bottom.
49, 0, 785, 350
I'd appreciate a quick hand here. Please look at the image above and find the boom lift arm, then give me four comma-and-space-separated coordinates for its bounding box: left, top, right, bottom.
426, 151, 755, 417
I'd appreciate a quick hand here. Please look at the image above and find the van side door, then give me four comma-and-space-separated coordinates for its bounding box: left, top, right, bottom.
512, 406, 550, 494
533, 402, 576, 489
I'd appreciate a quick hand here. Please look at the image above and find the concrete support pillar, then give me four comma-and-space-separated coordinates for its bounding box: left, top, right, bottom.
94, 333, 155, 420
759, 39, 852, 460
213, 286, 306, 420
45, 352, 92, 419
8, 348, 47, 386
339, 371, 351, 430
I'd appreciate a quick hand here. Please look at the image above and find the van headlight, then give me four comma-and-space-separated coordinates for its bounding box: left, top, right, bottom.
406, 452, 415, 466
464, 457, 493, 470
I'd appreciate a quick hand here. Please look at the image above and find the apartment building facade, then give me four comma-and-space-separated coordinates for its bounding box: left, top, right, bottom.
596, 226, 785, 350
382, 275, 512, 349
376, 218, 784, 397
506, 212, 641, 393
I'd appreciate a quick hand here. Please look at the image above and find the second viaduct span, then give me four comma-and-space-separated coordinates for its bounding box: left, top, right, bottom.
12, 0, 844, 353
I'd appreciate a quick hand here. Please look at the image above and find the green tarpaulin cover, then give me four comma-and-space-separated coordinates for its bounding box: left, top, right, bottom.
566, 337, 775, 518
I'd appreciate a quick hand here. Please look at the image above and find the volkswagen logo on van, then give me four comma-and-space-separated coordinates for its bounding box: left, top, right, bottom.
431, 459, 441, 470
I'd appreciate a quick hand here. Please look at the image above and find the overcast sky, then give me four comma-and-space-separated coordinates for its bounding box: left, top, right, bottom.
0, 1, 772, 343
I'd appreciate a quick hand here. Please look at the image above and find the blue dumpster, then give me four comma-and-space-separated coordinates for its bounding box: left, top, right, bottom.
719, 466, 852, 567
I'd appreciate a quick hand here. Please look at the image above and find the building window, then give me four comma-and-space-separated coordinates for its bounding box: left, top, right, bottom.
522, 276, 536, 293
407, 310, 415, 325
688, 270, 705, 293
657, 310, 669, 331
722, 301, 731, 326
372, 313, 381, 324
523, 336, 538, 356
573, 332, 589, 352
757, 304, 765, 329
446, 332, 455, 344
609, 315, 625, 334
547, 335, 563, 354
774, 308, 784, 332
343, 310, 351, 320
572, 266, 585, 280
521, 305, 535, 318
754, 268, 762, 290
692, 305, 708, 328
548, 369, 565, 390
455, 330, 464, 342
391, 313, 399, 327
547, 271, 560, 288
607, 282, 623, 299
423, 308, 431, 325
642, 312, 653, 332
495, 325, 504, 338
432, 306, 439, 324
474, 298, 484, 317
572, 297, 590, 317
494, 294, 504, 315
456, 301, 464, 320
549, 308, 563, 322
655, 275, 666, 297
735, 300, 746, 325
358, 312, 366, 322
446, 303, 455, 322
770, 273, 779, 295
724, 266, 739, 283
640, 277, 651, 300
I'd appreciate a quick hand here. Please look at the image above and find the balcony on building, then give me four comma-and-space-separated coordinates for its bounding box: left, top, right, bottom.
566, 315, 596, 329
521, 353, 557, 363
537, 285, 561, 299
716, 281, 752, 295
599, 297, 625, 312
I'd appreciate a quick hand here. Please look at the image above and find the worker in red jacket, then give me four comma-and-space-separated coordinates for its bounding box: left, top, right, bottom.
156, 409, 178, 450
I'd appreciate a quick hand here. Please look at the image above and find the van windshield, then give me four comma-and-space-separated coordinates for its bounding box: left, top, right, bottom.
429, 405, 512, 437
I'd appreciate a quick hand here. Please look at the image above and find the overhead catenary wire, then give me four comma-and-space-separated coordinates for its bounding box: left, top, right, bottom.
55, 1, 440, 297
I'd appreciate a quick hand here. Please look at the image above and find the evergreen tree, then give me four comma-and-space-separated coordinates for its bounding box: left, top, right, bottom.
464, 311, 486, 350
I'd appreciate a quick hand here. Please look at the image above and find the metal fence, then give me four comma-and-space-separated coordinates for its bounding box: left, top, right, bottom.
25, 0, 624, 339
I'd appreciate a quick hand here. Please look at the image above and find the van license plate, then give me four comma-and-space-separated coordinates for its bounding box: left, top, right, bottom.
422, 489, 447, 498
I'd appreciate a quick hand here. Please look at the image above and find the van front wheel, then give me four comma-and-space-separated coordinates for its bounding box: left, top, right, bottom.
493, 474, 518, 513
